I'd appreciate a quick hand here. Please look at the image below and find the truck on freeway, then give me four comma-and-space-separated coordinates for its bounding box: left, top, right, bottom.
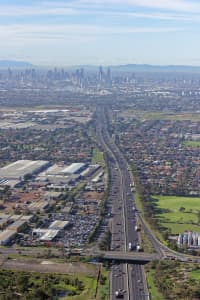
128, 242, 132, 251
115, 289, 124, 298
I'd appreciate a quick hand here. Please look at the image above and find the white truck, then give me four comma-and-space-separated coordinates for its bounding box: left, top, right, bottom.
136, 244, 143, 252
128, 242, 132, 251
135, 225, 140, 232
115, 289, 124, 298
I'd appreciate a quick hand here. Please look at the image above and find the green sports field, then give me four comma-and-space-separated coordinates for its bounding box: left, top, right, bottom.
183, 140, 200, 148
152, 195, 200, 234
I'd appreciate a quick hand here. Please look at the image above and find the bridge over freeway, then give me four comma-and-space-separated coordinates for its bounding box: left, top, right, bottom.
92, 251, 159, 263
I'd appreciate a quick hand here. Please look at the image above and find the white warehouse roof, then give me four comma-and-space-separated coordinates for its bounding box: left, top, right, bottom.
49, 220, 69, 230
60, 163, 86, 175
0, 160, 49, 180
0, 229, 17, 245
39, 229, 59, 241
33, 228, 59, 241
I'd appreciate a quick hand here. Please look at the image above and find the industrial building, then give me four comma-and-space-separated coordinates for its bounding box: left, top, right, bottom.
60, 163, 87, 175
36, 163, 88, 189
28, 201, 49, 212
44, 191, 62, 201
49, 220, 69, 230
39, 163, 87, 177
32, 220, 69, 242
92, 171, 104, 183
32, 228, 59, 242
0, 214, 33, 245
177, 231, 200, 248
39, 230, 59, 242
7, 219, 27, 232
81, 164, 100, 177
0, 229, 17, 245
0, 160, 50, 187
0, 218, 9, 229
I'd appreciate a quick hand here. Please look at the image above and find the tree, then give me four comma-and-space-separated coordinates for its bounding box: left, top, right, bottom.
197, 210, 200, 224
179, 206, 185, 212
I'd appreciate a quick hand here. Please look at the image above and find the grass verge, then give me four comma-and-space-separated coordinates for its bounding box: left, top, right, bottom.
146, 269, 165, 300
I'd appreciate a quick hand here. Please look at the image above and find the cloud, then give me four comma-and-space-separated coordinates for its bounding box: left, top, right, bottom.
0, 4, 78, 17
0, 24, 183, 41
78, 0, 200, 13
0, 1, 199, 23
104, 11, 192, 21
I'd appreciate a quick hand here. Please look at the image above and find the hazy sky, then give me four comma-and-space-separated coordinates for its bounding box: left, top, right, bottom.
1, 0, 200, 66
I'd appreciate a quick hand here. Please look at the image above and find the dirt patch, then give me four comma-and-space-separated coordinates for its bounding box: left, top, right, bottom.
82, 191, 103, 201
1, 258, 98, 276
2, 190, 45, 213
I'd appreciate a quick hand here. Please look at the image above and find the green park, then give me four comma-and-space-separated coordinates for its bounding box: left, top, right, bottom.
152, 195, 200, 234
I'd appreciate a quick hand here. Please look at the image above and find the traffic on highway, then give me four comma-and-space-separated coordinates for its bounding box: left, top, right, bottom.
95, 105, 200, 299
96, 106, 149, 300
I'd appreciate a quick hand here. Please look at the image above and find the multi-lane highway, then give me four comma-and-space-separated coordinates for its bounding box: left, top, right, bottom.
95, 104, 200, 300
96, 106, 149, 300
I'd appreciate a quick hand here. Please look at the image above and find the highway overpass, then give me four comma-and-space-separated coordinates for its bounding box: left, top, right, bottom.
93, 251, 159, 263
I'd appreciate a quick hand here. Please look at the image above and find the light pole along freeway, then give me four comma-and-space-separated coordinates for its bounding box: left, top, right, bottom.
96, 106, 149, 300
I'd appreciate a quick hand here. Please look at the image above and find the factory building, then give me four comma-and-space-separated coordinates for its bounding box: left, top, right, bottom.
0, 218, 9, 230
60, 163, 87, 175
0, 214, 33, 245
36, 162, 88, 189
28, 201, 49, 212
32, 220, 69, 243
7, 219, 27, 232
177, 231, 200, 248
40, 163, 87, 177
32, 228, 59, 242
39, 230, 59, 242
0, 160, 50, 187
49, 220, 69, 230
0, 229, 17, 245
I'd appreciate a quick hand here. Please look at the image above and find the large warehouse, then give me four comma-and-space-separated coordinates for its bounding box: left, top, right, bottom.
0, 160, 50, 187
60, 163, 87, 175
36, 162, 87, 189
38, 162, 87, 177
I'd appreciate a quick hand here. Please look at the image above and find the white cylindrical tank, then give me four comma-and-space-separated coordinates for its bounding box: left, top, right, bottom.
177, 234, 183, 246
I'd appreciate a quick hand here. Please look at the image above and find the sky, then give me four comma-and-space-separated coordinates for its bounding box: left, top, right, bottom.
0, 0, 200, 66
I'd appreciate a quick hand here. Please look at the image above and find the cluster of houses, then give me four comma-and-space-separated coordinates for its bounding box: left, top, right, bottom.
118, 118, 200, 196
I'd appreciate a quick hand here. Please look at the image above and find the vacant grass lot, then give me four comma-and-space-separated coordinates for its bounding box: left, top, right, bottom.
92, 148, 105, 166
190, 268, 200, 281
142, 112, 200, 122
161, 223, 200, 234
119, 110, 200, 122
152, 195, 200, 234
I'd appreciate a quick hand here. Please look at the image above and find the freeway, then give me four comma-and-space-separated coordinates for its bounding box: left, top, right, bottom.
95, 105, 200, 298
96, 106, 149, 300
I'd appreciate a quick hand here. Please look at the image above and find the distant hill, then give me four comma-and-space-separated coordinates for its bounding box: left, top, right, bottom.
75, 64, 200, 73
0, 60, 33, 68
110, 64, 200, 73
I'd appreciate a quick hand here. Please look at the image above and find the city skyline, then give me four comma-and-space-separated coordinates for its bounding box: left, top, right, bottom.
0, 0, 200, 66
